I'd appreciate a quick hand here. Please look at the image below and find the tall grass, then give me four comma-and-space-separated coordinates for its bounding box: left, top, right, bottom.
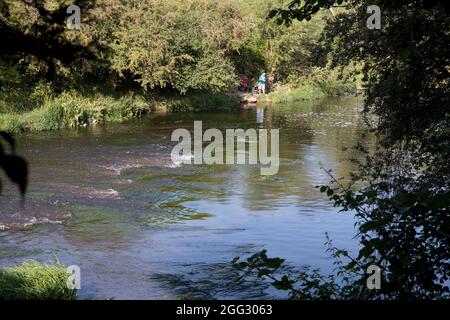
0, 261, 77, 300
285, 65, 360, 97
165, 92, 240, 112
0, 91, 154, 133
0, 91, 241, 133
306, 66, 359, 96
269, 84, 326, 104
269, 65, 360, 104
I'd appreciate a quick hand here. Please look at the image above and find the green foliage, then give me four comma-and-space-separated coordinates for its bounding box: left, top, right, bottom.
0, 92, 154, 132
0, 90, 242, 133
25, 100, 65, 131
269, 0, 348, 24
238, 0, 450, 300
269, 13, 330, 81
0, 114, 23, 134
165, 92, 240, 112
0, 60, 48, 113
0, 261, 76, 300
105, 0, 245, 94
269, 84, 325, 103
303, 65, 359, 96
233, 246, 354, 299
0, 0, 97, 88
1, 0, 359, 129
321, 1, 450, 298
231, 0, 332, 82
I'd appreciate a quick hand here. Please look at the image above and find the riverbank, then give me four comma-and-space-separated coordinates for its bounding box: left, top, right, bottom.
0, 81, 353, 134
239, 84, 326, 105
268, 84, 326, 104
0, 91, 241, 134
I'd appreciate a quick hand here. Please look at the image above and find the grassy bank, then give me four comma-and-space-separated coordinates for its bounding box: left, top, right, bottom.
164, 92, 240, 112
268, 65, 361, 104
0, 91, 240, 134
0, 71, 351, 133
0, 92, 153, 133
0, 261, 77, 300
268, 84, 326, 104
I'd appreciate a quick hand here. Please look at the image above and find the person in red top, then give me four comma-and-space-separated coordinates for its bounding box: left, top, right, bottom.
240, 76, 248, 92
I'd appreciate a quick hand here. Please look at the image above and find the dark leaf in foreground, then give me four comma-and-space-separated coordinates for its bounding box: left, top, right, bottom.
0, 154, 28, 196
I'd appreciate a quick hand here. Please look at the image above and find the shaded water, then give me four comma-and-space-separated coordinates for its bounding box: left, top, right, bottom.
0, 97, 369, 299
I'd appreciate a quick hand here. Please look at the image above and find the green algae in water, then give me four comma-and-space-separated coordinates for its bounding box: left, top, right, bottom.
142, 211, 213, 225
140, 172, 175, 181
144, 196, 213, 225
65, 204, 141, 244
0, 246, 45, 259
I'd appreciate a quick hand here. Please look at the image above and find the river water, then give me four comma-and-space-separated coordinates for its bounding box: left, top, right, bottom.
0, 97, 369, 299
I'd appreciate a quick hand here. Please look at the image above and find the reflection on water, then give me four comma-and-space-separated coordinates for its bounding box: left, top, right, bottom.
0, 97, 370, 299
256, 107, 264, 125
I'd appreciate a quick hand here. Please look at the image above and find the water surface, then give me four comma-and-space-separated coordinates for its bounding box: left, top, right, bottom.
0, 97, 368, 299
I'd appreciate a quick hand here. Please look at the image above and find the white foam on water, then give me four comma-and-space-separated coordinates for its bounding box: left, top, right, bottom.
88, 188, 120, 199
99, 163, 144, 175
169, 154, 193, 168
0, 216, 67, 230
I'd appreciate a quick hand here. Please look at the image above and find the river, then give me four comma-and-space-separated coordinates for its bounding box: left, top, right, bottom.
0, 96, 369, 299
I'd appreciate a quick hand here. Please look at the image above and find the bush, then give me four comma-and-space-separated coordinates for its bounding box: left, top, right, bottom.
105, 94, 154, 122
0, 261, 77, 300
0, 90, 239, 133
285, 64, 361, 97
166, 92, 240, 112
24, 100, 64, 130
1, 92, 154, 133
269, 84, 325, 104
0, 113, 23, 134
108, 0, 244, 94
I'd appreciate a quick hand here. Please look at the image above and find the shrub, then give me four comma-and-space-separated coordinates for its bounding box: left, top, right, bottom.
269, 84, 325, 104
0, 113, 23, 134
24, 100, 64, 130
166, 92, 240, 112
286, 64, 360, 97
1, 91, 154, 133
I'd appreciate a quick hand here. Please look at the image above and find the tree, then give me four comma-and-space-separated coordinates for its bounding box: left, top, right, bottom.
0, 0, 96, 77
95, 0, 248, 94
236, 0, 450, 299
